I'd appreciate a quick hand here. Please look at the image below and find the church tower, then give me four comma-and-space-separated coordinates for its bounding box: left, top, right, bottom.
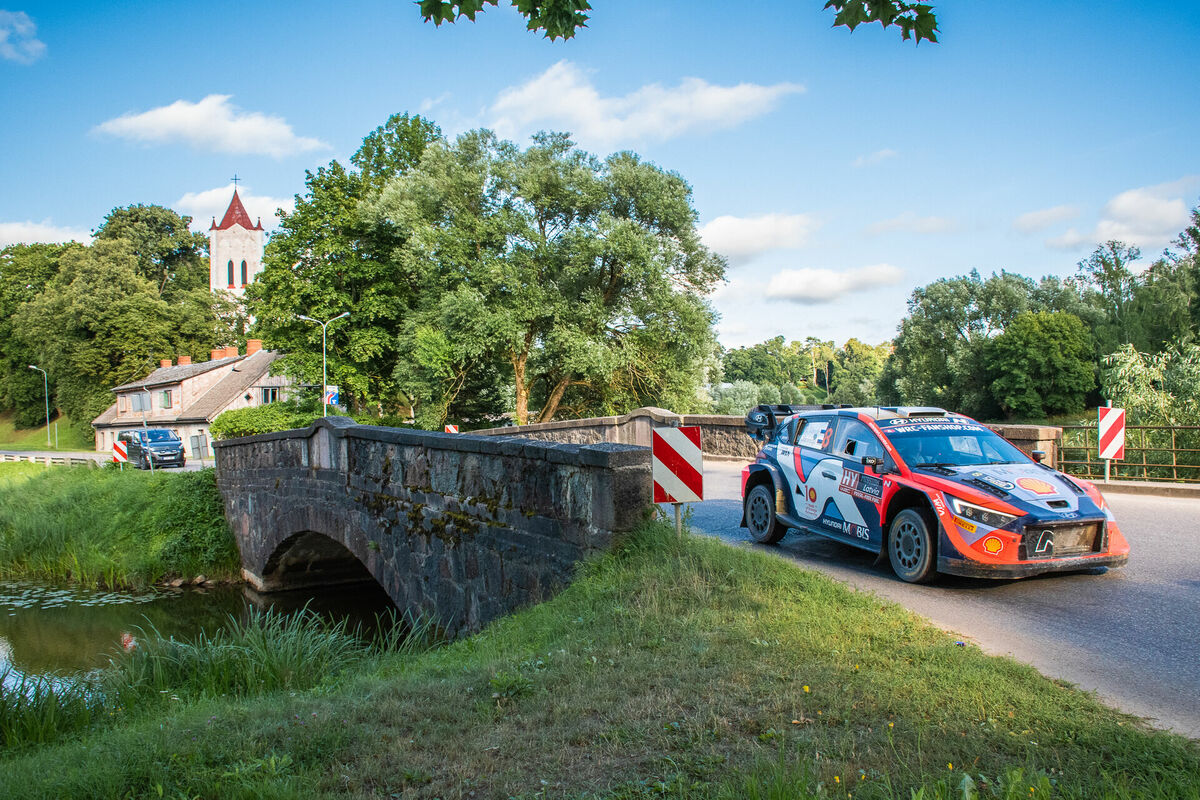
208, 189, 265, 296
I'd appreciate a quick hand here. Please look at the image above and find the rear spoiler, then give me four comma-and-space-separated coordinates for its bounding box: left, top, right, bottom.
745, 404, 829, 442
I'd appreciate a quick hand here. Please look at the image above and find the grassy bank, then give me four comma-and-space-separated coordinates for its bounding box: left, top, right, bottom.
0, 411, 94, 451
1, 523, 1196, 799
0, 463, 237, 587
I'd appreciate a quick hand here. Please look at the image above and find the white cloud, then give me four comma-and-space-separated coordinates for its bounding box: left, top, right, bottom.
175, 184, 293, 231
699, 213, 819, 266
866, 212, 957, 236
765, 264, 904, 304
489, 60, 803, 146
0, 11, 45, 64
1045, 176, 1200, 251
1013, 204, 1078, 233
852, 148, 897, 168
95, 95, 328, 158
0, 220, 91, 248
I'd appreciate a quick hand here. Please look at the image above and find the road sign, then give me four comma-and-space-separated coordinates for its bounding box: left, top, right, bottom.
324, 385, 339, 406
1099, 406, 1126, 461
113, 440, 128, 464
652, 425, 703, 504
444, 424, 459, 433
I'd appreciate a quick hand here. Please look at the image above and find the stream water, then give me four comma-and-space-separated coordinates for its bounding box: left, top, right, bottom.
0, 579, 398, 689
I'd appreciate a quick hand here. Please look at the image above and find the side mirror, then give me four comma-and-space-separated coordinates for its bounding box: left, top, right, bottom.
1031, 449, 1046, 464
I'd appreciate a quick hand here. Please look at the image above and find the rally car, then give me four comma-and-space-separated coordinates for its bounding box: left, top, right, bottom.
740, 404, 1129, 583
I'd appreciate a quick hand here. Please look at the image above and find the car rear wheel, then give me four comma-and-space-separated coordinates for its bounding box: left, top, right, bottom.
888, 508, 937, 584
745, 483, 784, 545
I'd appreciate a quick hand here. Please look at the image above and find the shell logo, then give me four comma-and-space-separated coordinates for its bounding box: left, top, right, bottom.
982, 536, 1004, 554
807, 487, 818, 502
1016, 477, 1057, 495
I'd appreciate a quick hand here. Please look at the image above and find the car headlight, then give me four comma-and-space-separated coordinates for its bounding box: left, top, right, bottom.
947, 495, 1019, 528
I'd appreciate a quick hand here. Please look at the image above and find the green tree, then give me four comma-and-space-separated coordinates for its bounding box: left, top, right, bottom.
1074, 241, 1141, 355
246, 114, 444, 416
828, 338, 889, 406
418, 0, 938, 43
371, 130, 725, 426
988, 311, 1094, 420
93, 204, 210, 299
0, 243, 75, 426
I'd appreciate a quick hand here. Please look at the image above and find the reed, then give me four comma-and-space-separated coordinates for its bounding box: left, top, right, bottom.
0, 668, 105, 749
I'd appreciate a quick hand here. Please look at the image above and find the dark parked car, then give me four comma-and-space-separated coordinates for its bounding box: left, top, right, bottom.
117, 428, 186, 469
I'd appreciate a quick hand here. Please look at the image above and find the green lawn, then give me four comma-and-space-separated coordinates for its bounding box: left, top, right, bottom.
0, 411, 94, 451
1, 523, 1195, 799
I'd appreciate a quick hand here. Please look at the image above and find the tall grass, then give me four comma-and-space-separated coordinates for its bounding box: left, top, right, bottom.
0, 463, 237, 587
1, 607, 436, 750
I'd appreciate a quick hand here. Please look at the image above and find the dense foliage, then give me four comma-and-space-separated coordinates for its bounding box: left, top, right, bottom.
0, 464, 237, 587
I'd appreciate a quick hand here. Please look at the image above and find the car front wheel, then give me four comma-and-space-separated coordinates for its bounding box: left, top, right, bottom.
888, 508, 937, 584
745, 483, 784, 545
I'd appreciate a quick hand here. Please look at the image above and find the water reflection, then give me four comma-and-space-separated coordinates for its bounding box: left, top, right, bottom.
0, 579, 398, 687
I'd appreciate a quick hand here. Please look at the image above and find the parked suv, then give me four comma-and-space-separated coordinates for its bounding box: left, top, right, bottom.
117, 428, 186, 470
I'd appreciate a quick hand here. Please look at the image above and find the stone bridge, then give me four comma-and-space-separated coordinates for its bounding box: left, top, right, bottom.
214, 417, 650, 636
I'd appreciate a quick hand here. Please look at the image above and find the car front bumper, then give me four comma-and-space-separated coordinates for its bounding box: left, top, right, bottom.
938, 552, 1128, 579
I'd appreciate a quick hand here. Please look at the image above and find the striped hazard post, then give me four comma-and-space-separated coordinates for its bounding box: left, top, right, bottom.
444, 424, 459, 433
1098, 405, 1125, 482
652, 425, 703, 536
113, 440, 128, 470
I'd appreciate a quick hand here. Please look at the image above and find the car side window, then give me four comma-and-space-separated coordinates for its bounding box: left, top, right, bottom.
832, 419, 885, 460
772, 418, 795, 445
796, 418, 835, 451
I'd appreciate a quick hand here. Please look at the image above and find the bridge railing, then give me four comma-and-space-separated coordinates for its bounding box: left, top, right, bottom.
1059, 425, 1200, 483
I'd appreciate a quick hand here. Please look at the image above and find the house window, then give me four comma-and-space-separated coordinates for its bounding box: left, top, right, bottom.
261, 387, 279, 404
241, 260, 248, 285
118, 396, 126, 413
160, 389, 172, 408
227, 260, 235, 287
130, 394, 145, 412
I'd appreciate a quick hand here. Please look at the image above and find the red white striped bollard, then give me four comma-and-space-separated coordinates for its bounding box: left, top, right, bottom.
1098, 404, 1125, 482
652, 425, 703, 537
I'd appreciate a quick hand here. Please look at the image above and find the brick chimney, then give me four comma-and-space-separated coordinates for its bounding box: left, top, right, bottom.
159, 358, 172, 369
246, 339, 263, 355
210, 349, 224, 361
178, 356, 191, 366
224, 345, 239, 358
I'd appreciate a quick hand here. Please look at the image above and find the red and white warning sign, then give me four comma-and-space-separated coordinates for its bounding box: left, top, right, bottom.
652, 426, 703, 503
444, 424, 459, 434
1098, 406, 1125, 460
112, 440, 128, 463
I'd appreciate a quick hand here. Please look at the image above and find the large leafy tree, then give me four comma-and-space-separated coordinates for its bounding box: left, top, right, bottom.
371, 129, 725, 426
418, 1, 938, 43
0, 243, 75, 426
828, 338, 890, 406
987, 311, 1094, 419
93, 204, 210, 299
246, 113, 443, 415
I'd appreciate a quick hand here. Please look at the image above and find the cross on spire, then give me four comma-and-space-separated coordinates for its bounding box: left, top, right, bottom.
230, 174, 241, 187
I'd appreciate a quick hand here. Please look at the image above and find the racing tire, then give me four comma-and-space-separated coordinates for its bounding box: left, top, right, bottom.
744, 483, 784, 545
888, 508, 937, 584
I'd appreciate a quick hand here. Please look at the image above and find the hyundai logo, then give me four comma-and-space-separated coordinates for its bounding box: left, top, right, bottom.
1034, 530, 1054, 555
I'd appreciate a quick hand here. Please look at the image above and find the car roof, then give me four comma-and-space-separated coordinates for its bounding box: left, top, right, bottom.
787, 406, 970, 422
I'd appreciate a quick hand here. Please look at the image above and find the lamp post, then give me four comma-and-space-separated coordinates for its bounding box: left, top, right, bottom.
298, 311, 349, 417
27, 365, 50, 447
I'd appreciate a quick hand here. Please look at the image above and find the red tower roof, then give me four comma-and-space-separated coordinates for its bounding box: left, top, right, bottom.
210, 189, 263, 231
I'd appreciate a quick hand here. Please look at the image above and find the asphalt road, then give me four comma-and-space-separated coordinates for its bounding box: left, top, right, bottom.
688, 460, 1200, 739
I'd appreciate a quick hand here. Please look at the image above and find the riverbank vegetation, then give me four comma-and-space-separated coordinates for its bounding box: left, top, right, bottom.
0, 463, 236, 587
1, 523, 1196, 798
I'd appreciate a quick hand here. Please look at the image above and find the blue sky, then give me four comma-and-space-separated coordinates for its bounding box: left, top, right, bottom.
2, 1, 1198, 348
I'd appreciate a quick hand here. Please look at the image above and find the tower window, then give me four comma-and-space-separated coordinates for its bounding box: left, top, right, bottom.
241, 260, 248, 285
227, 260, 235, 287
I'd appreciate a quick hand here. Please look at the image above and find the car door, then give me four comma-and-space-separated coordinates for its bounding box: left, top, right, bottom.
787, 416, 837, 522
823, 419, 887, 549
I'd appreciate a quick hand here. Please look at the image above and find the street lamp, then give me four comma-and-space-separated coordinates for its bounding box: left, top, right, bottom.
27, 365, 50, 447
297, 311, 350, 417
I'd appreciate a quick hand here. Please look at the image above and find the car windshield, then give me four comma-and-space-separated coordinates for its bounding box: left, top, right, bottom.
145, 430, 179, 443
880, 419, 1029, 468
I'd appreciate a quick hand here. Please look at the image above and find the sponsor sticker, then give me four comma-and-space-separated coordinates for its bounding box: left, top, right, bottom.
1016, 477, 1057, 496
952, 514, 977, 534
839, 470, 884, 504
820, 517, 871, 540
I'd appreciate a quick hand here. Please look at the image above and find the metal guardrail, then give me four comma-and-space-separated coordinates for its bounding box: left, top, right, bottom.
0, 452, 105, 468
1060, 425, 1200, 483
